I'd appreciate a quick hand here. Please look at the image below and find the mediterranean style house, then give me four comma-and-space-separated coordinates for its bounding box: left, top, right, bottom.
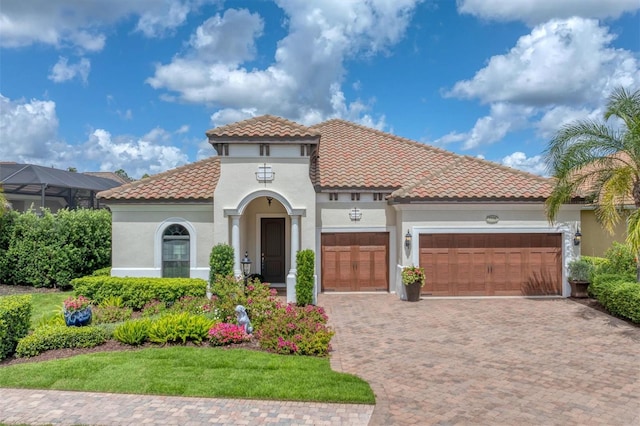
98, 115, 584, 302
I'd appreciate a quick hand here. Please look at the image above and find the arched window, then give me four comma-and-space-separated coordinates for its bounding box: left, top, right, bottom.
162, 224, 190, 278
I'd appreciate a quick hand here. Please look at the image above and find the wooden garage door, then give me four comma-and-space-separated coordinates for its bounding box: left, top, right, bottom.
419, 233, 562, 296
321, 233, 388, 292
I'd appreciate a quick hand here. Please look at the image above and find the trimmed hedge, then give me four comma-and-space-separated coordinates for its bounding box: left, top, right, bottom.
70, 276, 207, 310
0, 295, 32, 360
15, 325, 108, 358
209, 243, 234, 284
0, 209, 111, 288
589, 273, 640, 323
295, 249, 315, 306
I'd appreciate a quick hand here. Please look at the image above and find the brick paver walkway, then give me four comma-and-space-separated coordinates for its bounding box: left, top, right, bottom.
321, 295, 640, 425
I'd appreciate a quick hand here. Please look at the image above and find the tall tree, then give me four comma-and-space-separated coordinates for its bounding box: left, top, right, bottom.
544, 87, 640, 277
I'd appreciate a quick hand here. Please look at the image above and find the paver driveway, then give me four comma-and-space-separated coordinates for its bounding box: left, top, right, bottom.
320, 295, 640, 426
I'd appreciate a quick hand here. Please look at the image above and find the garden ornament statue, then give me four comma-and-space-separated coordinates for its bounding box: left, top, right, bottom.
235, 305, 253, 334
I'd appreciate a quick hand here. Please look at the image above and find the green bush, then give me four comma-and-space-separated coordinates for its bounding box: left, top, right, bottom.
568, 258, 595, 281
295, 249, 315, 306
92, 267, 111, 276
0, 295, 32, 360
257, 303, 334, 357
589, 273, 635, 298
15, 325, 107, 358
209, 243, 235, 284
113, 319, 151, 346
148, 313, 215, 345
70, 276, 207, 309
590, 276, 640, 323
599, 242, 637, 276
0, 209, 111, 288
212, 276, 278, 328
92, 304, 133, 324
168, 295, 213, 316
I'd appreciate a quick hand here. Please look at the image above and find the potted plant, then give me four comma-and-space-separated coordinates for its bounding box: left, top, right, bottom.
401, 266, 426, 302
567, 258, 594, 298
63, 295, 93, 326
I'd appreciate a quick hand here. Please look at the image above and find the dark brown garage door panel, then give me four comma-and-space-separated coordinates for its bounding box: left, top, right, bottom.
321, 232, 389, 292
419, 233, 562, 296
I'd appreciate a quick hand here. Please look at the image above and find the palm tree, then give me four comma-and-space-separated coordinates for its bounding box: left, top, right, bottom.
544, 87, 640, 278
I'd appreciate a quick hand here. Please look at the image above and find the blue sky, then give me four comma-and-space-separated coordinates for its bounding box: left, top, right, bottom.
1, 0, 639, 178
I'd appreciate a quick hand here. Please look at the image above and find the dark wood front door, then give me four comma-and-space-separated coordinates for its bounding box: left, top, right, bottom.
261, 218, 286, 283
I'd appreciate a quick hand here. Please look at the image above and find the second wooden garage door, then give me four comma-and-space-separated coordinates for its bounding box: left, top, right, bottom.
321, 233, 388, 292
419, 233, 562, 296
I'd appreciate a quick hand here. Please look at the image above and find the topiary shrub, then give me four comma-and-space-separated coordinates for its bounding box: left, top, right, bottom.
295, 249, 315, 306
15, 325, 107, 358
0, 295, 32, 360
209, 243, 235, 285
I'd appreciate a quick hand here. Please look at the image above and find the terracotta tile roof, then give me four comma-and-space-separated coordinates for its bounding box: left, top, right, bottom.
97, 157, 220, 201
390, 156, 554, 201
206, 115, 320, 139
311, 119, 554, 200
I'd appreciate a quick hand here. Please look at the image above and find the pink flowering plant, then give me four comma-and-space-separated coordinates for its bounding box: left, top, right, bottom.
401, 266, 426, 287
256, 303, 334, 356
211, 276, 278, 327
208, 322, 251, 346
63, 295, 92, 313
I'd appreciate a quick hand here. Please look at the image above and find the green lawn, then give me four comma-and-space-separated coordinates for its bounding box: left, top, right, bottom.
0, 346, 374, 403
28, 291, 71, 327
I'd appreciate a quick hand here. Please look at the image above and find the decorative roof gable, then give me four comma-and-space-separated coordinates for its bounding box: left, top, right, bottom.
206, 115, 320, 140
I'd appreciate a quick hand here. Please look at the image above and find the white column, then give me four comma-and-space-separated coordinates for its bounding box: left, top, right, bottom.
286, 215, 300, 303
231, 215, 241, 278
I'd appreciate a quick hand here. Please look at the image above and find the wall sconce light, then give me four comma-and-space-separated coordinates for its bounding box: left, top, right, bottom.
573, 229, 582, 246
266, 196, 273, 206
405, 230, 412, 250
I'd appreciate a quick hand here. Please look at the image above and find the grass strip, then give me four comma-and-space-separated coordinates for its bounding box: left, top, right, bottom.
0, 346, 374, 404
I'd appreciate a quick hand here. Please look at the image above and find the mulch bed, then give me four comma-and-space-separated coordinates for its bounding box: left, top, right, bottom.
0, 284, 266, 368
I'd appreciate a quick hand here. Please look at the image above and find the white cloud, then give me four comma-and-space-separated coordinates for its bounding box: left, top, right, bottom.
148, 0, 420, 125
457, 0, 640, 25
535, 105, 603, 139
0, 94, 61, 161
48, 57, 91, 84
501, 151, 547, 176
447, 18, 640, 106
0, 0, 216, 50
84, 129, 189, 178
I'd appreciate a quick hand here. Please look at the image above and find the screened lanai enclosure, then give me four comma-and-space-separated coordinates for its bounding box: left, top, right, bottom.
0, 163, 124, 212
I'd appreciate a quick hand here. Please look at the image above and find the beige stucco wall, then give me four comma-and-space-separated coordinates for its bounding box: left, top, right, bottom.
580, 209, 628, 257
212, 155, 316, 275
109, 203, 214, 279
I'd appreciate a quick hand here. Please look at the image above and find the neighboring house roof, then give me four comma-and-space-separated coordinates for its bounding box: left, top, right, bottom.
98, 157, 220, 201
0, 163, 122, 193
99, 116, 555, 202
206, 115, 320, 140
83, 171, 130, 185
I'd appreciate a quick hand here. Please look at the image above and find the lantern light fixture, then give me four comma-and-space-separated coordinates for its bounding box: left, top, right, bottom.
405, 230, 412, 250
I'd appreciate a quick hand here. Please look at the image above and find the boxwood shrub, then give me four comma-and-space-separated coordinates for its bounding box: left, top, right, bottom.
0, 295, 32, 360
15, 325, 108, 358
295, 249, 315, 306
70, 276, 207, 309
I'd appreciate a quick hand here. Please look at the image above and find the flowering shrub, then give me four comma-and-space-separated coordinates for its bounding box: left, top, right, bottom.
63, 295, 91, 312
212, 276, 278, 327
401, 266, 426, 287
208, 322, 251, 346
256, 303, 334, 356
169, 295, 212, 316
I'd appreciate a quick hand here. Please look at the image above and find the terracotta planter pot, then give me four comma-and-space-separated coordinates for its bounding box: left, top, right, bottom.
405, 281, 422, 302
569, 280, 590, 298
64, 307, 92, 327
